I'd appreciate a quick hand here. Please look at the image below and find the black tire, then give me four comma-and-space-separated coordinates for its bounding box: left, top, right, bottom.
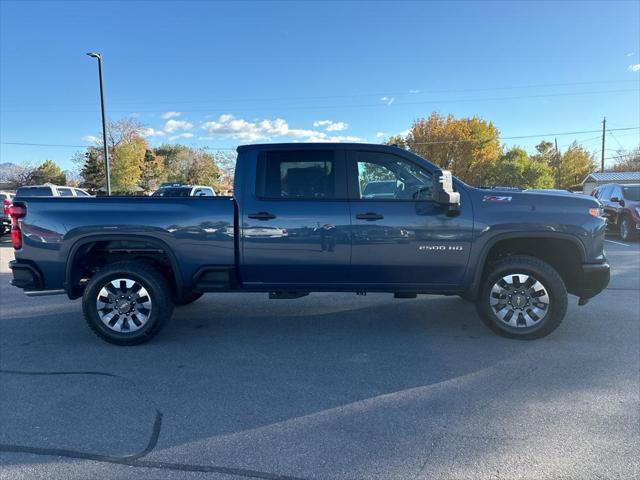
619, 216, 633, 242
82, 261, 174, 345
475, 255, 567, 340
173, 291, 203, 306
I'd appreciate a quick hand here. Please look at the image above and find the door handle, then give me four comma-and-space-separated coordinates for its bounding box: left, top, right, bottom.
356, 212, 384, 221
248, 212, 276, 220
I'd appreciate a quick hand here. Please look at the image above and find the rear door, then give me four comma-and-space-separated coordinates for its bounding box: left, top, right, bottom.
346, 149, 473, 288
240, 148, 351, 287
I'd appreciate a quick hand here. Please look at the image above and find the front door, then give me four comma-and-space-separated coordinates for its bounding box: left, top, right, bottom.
240, 148, 351, 287
347, 149, 473, 288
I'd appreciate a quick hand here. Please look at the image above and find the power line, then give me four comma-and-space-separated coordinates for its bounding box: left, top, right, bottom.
2, 88, 638, 114
3, 126, 638, 149
3, 79, 637, 108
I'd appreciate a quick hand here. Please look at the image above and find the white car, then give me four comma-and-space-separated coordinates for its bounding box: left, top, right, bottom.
15, 184, 92, 197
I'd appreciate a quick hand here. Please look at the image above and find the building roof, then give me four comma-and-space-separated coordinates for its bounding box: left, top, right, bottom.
581, 171, 640, 185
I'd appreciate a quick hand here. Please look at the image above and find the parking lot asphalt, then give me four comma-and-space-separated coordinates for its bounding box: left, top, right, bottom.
0, 236, 638, 480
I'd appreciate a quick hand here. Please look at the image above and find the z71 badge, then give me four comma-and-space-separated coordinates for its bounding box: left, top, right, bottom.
482, 195, 512, 203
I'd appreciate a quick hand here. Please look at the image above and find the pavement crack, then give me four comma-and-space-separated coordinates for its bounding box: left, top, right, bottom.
0, 368, 162, 461
0, 368, 308, 480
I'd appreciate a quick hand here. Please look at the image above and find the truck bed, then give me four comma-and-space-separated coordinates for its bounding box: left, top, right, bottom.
13, 196, 236, 291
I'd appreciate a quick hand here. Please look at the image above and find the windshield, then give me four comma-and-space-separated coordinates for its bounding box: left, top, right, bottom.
152, 187, 192, 197
622, 185, 640, 201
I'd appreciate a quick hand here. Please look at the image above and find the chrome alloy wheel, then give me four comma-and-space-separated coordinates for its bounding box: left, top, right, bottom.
489, 273, 550, 328
96, 278, 152, 332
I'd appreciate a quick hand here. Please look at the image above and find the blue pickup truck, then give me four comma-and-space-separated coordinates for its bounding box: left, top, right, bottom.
9, 143, 610, 345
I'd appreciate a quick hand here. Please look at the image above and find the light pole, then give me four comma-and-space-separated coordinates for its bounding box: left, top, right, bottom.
86, 52, 111, 195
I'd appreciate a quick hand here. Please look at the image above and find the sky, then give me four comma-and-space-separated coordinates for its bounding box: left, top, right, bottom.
1, 0, 639, 171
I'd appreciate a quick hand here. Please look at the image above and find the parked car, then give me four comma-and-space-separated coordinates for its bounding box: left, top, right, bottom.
15, 184, 91, 198
9, 143, 609, 345
152, 184, 216, 197
591, 183, 640, 241
1, 191, 14, 235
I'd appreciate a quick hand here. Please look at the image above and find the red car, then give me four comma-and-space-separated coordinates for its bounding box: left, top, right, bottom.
592, 183, 640, 241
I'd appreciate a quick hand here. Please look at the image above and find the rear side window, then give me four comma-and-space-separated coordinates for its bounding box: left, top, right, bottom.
16, 187, 53, 197
256, 150, 341, 199
74, 189, 90, 197
58, 188, 73, 197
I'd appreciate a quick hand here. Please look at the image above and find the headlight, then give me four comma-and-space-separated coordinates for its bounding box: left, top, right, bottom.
589, 207, 604, 218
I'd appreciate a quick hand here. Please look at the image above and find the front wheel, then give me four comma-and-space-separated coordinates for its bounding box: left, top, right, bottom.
82, 262, 174, 345
476, 255, 567, 340
619, 216, 633, 241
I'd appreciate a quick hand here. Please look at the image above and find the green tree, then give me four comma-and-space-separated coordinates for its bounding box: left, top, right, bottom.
558, 143, 596, 189
488, 147, 554, 189
401, 113, 502, 185
111, 136, 146, 193
155, 144, 221, 190
78, 148, 106, 193
30, 159, 66, 185
139, 149, 164, 193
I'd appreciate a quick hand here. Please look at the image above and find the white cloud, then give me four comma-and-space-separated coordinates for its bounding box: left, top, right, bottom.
313, 120, 348, 131
169, 133, 194, 141
201, 114, 363, 143
82, 135, 100, 143
325, 121, 348, 132
627, 52, 635, 57
141, 127, 165, 137
164, 119, 193, 133
380, 96, 395, 105
628, 63, 640, 72
409, 89, 420, 94
375, 132, 385, 138
160, 111, 181, 120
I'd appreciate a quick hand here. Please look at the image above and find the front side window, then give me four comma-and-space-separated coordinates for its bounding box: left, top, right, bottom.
355, 152, 432, 200
256, 150, 337, 199
622, 185, 640, 201
58, 188, 73, 197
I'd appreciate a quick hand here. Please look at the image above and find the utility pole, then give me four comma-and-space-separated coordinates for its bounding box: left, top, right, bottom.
601, 116, 606, 173
86, 52, 111, 195
554, 137, 560, 188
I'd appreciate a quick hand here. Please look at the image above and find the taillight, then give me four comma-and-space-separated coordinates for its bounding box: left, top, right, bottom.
9, 204, 26, 250
2, 199, 11, 215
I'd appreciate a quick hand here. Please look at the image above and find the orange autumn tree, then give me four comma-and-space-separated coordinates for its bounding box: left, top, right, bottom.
395, 113, 502, 186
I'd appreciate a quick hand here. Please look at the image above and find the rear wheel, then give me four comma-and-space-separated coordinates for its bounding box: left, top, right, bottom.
476, 255, 567, 340
82, 262, 174, 345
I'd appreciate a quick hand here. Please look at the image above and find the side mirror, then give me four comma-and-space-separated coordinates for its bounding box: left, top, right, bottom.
610, 196, 619, 203
431, 169, 461, 216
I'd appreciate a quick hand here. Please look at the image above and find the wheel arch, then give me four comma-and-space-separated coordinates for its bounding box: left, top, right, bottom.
65, 234, 183, 300
466, 232, 586, 300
